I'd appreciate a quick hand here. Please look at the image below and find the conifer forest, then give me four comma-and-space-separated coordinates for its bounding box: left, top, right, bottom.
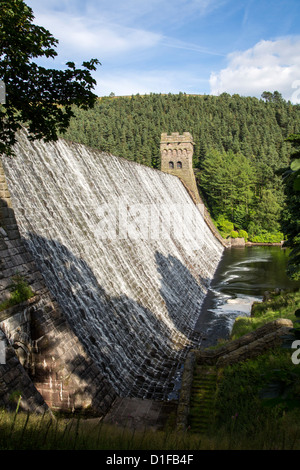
62, 91, 300, 243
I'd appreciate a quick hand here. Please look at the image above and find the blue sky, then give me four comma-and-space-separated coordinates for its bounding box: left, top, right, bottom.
25, 0, 300, 101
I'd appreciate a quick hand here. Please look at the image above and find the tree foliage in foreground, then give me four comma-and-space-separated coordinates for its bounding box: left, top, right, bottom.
0, 0, 100, 154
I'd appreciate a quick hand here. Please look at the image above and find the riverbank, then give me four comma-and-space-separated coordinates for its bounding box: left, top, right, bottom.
246, 241, 284, 246
226, 236, 284, 247
185, 287, 300, 448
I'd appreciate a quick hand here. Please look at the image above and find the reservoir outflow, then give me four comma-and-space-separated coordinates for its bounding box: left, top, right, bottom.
195, 245, 300, 348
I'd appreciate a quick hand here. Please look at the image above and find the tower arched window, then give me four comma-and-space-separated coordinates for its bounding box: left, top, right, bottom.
177, 161, 182, 169
169, 161, 174, 169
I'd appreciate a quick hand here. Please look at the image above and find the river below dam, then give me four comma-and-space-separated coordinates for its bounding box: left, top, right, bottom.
195, 245, 300, 348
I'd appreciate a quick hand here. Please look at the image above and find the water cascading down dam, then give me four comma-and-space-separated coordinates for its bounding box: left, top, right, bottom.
1, 129, 223, 406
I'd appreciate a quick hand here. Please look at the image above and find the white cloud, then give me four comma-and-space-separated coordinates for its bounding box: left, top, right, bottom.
32, 9, 222, 63
34, 12, 162, 59
28, 0, 228, 59
82, 0, 228, 26
210, 37, 300, 103
161, 36, 225, 56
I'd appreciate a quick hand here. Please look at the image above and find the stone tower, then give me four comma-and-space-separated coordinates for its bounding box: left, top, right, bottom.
160, 132, 201, 204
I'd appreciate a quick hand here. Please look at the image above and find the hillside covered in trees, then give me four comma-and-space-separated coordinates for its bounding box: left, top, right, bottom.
62, 92, 300, 243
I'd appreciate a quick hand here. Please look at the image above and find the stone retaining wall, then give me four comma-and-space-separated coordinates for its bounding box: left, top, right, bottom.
0, 294, 117, 415
229, 237, 245, 247
194, 318, 294, 366
0, 328, 48, 414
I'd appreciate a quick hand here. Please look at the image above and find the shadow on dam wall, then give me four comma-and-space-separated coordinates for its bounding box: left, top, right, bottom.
23, 232, 210, 400
0, 129, 223, 411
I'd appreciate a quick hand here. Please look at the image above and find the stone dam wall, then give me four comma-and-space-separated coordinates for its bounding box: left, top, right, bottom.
0, 163, 117, 415
0, 129, 223, 415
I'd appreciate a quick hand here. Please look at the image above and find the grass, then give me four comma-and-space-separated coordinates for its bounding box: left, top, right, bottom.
0, 410, 220, 450
212, 347, 300, 445
2, 408, 300, 450
230, 288, 300, 340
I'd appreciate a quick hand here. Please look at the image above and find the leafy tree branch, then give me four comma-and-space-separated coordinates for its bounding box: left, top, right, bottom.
0, 0, 100, 154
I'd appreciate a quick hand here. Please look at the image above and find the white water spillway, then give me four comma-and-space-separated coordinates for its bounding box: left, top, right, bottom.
1, 129, 223, 399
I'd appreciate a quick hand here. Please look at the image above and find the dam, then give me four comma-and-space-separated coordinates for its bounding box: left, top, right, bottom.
0, 129, 223, 415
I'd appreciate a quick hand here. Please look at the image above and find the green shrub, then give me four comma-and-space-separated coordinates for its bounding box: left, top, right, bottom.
0, 275, 34, 311
247, 221, 258, 239
238, 229, 248, 242
9, 275, 34, 304
215, 215, 234, 237
230, 230, 239, 238
249, 231, 284, 243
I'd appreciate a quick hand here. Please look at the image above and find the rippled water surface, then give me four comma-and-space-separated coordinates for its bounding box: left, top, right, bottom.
195, 246, 300, 347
